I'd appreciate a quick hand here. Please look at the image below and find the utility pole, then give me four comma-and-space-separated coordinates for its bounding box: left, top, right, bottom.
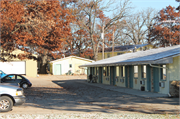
175, 0, 180, 107
112, 30, 114, 57
101, 26, 104, 59
175, 0, 180, 44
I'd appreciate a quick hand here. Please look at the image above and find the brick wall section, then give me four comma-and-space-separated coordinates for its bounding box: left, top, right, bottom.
169, 81, 179, 97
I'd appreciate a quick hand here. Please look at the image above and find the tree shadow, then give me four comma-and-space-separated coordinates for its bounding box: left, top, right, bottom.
23, 79, 179, 114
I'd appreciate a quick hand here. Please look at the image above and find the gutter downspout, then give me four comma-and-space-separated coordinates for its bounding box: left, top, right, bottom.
149, 64, 171, 97
149, 64, 168, 69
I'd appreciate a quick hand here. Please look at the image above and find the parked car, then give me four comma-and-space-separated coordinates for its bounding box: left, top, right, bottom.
0, 84, 25, 112
1, 74, 32, 89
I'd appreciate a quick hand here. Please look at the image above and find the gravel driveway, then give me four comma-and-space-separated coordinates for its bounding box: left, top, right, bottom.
0, 75, 179, 119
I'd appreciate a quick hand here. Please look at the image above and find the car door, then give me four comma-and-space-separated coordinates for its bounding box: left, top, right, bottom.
15, 75, 23, 84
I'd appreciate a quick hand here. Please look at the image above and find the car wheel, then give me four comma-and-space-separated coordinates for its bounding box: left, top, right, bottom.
0, 96, 13, 112
22, 83, 28, 89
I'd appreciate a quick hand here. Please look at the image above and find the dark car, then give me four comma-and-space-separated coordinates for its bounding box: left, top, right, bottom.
0, 74, 32, 89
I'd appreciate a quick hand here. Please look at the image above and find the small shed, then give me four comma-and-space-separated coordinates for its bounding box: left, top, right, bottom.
50, 56, 94, 75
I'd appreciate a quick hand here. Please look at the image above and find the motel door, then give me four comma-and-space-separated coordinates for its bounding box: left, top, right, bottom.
153, 67, 160, 93
125, 66, 133, 88
146, 65, 151, 92
99, 67, 103, 83
125, 66, 128, 87
129, 66, 133, 88
110, 66, 115, 85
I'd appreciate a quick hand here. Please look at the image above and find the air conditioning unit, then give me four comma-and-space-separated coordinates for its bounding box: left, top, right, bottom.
120, 78, 124, 83
159, 82, 165, 88
140, 80, 145, 85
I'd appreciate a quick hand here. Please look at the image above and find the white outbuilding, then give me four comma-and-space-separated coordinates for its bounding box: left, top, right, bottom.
50, 56, 94, 75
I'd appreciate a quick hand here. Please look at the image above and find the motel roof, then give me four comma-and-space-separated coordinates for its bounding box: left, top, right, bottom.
80, 45, 180, 67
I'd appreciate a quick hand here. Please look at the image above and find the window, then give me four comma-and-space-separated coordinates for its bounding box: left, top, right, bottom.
88, 67, 90, 75
107, 53, 110, 58
141, 65, 146, 78
121, 66, 125, 77
69, 64, 72, 68
116, 66, 119, 76
96, 67, 99, 75
103, 67, 110, 76
117, 53, 123, 55
5, 75, 15, 80
134, 66, 138, 78
103, 67, 106, 76
17, 76, 23, 79
161, 65, 166, 80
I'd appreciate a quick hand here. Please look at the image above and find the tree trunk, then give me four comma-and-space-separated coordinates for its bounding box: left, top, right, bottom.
39, 55, 49, 74
39, 63, 48, 74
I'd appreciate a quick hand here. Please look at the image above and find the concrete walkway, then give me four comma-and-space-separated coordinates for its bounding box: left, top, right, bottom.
77, 80, 169, 98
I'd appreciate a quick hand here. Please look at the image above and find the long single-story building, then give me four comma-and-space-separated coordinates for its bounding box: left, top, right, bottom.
80, 45, 180, 96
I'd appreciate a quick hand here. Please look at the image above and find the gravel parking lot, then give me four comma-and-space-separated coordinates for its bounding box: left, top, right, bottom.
0, 75, 179, 118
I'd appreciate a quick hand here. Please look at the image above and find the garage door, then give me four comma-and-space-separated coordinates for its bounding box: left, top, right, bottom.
0, 61, 26, 74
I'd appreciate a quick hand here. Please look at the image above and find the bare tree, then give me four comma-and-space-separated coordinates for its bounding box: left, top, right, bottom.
124, 8, 157, 45
72, 0, 132, 61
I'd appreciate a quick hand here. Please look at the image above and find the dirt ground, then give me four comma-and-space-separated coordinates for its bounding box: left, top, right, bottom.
5, 75, 180, 115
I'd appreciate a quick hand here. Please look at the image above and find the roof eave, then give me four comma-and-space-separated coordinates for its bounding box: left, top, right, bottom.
79, 57, 173, 67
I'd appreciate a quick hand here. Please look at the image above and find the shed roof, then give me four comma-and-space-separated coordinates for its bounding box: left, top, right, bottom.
50, 56, 94, 63
80, 45, 180, 67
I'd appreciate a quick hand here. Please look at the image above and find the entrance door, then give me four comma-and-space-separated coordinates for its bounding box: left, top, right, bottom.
110, 66, 115, 85
125, 66, 128, 87
99, 67, 102, 83
129, 66, 133, 88
153, 67, 159, 93
146, 65, 151, 92
125, 66, 133, 88
54, 64, 61, 75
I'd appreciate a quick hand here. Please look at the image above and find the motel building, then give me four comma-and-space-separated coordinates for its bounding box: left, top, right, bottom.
80, 45, 180, 96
